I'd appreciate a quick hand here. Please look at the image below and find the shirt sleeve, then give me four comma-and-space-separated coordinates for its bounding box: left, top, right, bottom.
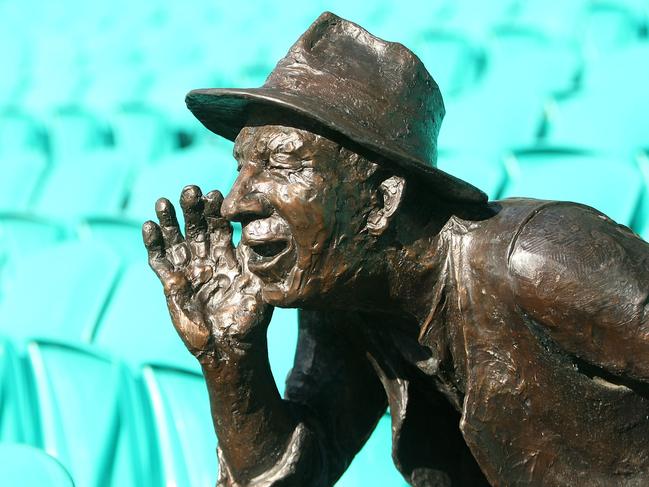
215, 309, 388, 487
508, 202, 649, 383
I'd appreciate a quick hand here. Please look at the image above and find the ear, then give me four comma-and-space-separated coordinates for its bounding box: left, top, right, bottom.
366, 175, 406, 236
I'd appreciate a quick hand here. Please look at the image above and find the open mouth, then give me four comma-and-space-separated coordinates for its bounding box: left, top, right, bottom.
244, 237, 295, 280
248, 240, 289, 259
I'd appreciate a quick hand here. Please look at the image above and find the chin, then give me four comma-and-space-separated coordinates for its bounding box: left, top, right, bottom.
258, 267, 329, 309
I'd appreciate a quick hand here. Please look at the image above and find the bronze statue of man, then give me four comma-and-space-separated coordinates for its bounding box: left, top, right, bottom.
141, 12, 649, 487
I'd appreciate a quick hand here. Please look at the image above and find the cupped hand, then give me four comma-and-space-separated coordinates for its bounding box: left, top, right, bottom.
142, 185, 271, 362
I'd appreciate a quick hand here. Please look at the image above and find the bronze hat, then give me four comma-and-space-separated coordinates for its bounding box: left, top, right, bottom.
186, 11, 487, 204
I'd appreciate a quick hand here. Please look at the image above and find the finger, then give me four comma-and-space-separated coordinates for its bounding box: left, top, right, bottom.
204, 190, 237, 267
155, 197, 184, 247
142, 220, 165, 261
180, 185, 207, 241
143, 220, 187, 286
143, 221, 175, 277
204, 190, 233, 241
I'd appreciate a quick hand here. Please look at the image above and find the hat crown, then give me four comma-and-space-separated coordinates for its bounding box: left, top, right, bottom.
264, 12, 445, 168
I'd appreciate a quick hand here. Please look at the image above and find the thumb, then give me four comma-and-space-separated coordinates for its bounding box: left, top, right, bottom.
166, 293, 211, 355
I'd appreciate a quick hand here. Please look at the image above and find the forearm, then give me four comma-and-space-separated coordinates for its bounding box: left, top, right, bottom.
200, 336, 299, 483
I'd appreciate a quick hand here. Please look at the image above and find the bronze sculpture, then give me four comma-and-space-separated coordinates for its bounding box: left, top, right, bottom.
142, 12, 649, 486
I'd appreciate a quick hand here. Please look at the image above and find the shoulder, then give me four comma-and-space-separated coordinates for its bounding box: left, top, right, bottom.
507, 200, 644, 288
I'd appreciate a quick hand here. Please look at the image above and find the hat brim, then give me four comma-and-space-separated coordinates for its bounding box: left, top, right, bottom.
186, 87, 487, 204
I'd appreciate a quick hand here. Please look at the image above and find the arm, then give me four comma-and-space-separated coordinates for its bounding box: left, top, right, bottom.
143, 186, 386, 486
508, 202, 649, 382
215, 309, 388, 486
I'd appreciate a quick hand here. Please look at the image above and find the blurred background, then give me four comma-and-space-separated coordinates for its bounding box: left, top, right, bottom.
1, 0, 648, 485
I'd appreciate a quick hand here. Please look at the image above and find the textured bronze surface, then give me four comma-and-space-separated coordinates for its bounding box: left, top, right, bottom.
143, 11, 649, 487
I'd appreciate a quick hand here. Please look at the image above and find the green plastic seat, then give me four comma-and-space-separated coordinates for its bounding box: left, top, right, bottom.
439, 0, 518, 38
141, 364, 217, 487
0, 215, 67, 264
0, 150, 48, 212
126, 141, 238, 225
78, 218, 145, 263
413, 31, 484, 98
109, 106, 174, 166
437, 152, 507, 200
0, 110, 45, 155
0, 241, 121, 344
509, 0, 591, 38
25, 340, 148, 487
46, 107, 107, 166
545, 44, 649, 154
581, 2, 646, 55
337, 414, 408, 486
501, 149, 642, 226
93, 261, 199, 372
0, 443, 75, 487
485, 27, 582, 96
0, 337, 33, 443
267, 307, 299, 397
34, 149, 132, 221
438, 83, 546, 156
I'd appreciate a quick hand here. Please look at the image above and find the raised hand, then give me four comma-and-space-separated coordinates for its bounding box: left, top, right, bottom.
142, 185, 272, 363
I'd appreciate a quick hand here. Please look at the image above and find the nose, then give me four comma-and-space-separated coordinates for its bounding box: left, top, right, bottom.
221, 168, 273, 222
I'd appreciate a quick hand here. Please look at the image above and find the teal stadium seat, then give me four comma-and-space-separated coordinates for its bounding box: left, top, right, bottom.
47, 107, 108, 165
581, 1, 647, 55
267, 307, 299, 398
109, 106, 174, 166
509, 0, 591, 39
439, 0, 519, 38
438, 81, 545, 156
501, 149, 643, 227
0, 338, 34, 443
141, 364, 217, 487
0, 216, 67, 265
545, 43, 649, 155
0, 110, 45, 155
34, 149, 132, 221
0, 443, 75, 487
93, 261, 199, 372
21, 37, 84, 114
337, 415, 408, 486
0, 241, 121, 344
414, 32, 484, 97
126, 141, 239, 226
437, 152, 507, 200
0, 150, 48, 213
25, 340, 148, 487
486, 27, 582, 96
78, 218, 144, 263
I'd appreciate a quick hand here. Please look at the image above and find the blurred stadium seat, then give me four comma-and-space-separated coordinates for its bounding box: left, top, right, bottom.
438, 152, 506, 200
0, 338, 33, 443
0, 443, 75, 487
126, 141, 238, 224
93, 261, 199, 372
141, 364, 217, 487
501, 149, 643, 226
2, 0, 649, 485
25, 340, 147, 487
0, 241, 121, 344
0, 150, 48, 213
34, 149, 132, 220
337, 414, 409, 487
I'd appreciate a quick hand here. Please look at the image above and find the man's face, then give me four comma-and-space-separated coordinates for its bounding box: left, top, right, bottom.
221, 123, 377, 307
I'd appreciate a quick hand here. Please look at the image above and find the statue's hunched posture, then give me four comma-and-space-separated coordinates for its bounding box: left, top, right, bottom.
142, 12, 649, 486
